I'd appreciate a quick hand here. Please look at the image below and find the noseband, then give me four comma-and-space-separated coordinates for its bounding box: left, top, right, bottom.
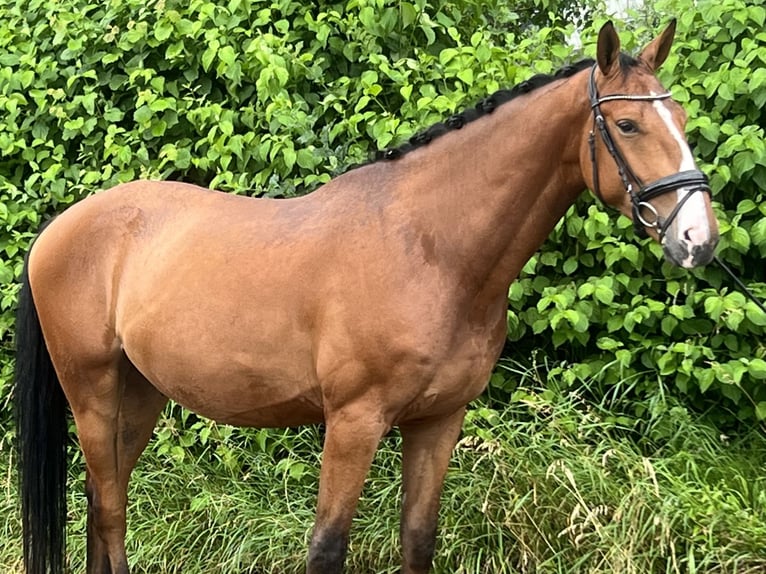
587, 65, 711, 239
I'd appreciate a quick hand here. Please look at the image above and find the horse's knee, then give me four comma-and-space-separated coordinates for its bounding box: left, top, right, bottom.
307, 527, 348, 574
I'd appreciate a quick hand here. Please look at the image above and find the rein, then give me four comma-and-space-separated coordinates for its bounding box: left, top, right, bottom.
587, 64, 712, 240
714, 255, 766, 314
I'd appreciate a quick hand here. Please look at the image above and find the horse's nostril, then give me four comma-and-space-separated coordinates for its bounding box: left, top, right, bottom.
681, 225, 710, 245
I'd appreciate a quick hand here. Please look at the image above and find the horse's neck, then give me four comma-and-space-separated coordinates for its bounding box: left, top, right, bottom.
390, 74, 590, 305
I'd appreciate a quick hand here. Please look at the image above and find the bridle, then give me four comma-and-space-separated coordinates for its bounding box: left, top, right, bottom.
587, 64, 711, 239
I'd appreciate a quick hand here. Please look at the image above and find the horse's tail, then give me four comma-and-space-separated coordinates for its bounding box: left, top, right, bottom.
14, 246, 68, 574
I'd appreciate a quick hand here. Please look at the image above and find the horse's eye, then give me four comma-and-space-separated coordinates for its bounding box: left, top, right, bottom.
616, 119, 639, 135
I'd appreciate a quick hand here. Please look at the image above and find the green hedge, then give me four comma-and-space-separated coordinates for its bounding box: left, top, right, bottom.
0, 0, 763, 430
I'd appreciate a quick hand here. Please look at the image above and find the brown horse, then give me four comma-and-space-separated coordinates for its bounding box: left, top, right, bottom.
15, 20, 718, 574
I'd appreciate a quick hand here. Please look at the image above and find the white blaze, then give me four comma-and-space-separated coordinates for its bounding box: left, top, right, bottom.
652, 99, 710, 264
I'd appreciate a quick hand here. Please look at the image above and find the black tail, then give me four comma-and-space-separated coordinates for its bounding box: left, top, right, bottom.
14, 251, 68, 574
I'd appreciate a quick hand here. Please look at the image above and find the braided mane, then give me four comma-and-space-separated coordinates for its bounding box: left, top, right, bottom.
375, 58, 597, 162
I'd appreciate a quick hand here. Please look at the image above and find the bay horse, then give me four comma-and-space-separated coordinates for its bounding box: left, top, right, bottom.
15, 20, 719, 574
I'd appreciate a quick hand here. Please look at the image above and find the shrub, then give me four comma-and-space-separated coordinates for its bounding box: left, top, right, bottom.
0, 0, 762, 434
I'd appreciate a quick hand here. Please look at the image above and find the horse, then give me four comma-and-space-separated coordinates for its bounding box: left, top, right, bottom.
14, 20, 719, 574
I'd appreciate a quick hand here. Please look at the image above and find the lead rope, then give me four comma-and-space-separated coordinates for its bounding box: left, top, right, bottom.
713, 255, 766, 314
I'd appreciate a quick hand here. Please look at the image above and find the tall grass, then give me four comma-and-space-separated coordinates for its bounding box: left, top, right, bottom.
2, 366, 766, 573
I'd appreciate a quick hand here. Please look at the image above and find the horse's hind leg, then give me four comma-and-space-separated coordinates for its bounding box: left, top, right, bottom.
65, 356, 167, 574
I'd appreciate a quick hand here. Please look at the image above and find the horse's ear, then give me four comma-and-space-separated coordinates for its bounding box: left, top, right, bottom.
639, 19, 676, 71
597, 21, 621, 77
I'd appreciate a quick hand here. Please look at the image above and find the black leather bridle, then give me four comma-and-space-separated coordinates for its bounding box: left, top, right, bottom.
587, 64, 711, 239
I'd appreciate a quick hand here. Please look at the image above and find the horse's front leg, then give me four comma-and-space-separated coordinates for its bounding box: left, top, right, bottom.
399, 407, 466, 574
307, 402, 390, 574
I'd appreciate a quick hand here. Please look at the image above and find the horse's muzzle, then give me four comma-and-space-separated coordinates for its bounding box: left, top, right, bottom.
663, 232, 718, 268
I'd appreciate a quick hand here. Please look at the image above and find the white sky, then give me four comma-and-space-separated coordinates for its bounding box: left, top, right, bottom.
568, 0, 646, 48
605, 0, 645, 17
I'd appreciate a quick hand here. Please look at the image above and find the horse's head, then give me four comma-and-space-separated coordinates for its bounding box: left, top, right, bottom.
581, 20, 719, 268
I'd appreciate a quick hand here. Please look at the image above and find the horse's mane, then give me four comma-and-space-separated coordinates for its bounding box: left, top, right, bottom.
370, 57, 597, 164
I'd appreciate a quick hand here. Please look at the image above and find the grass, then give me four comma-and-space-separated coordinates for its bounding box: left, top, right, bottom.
2, 368, 766, 573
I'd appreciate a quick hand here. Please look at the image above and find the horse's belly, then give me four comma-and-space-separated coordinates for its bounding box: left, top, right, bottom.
123, 331, 324, 428
142, 364, 324, 427
175, 387, 324, 428
118, 273, 325, 427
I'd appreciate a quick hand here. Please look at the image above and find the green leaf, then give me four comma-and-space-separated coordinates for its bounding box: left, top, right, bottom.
457, 68, 473, 85
717, 83, 735, 101
155, 20, 174, 41
747, 358, 766, 379
202, 39, 219, 72
296, 148, 316, 169
729, 226, 751, 251
594, 285, 614, 305
661, 316, 678, 336
359, 6, 376, 30
736, 199, 757, 214
562, 258, 577, 275
746, 303, 766, 326
401, 2, 418, 28
615, 349, 631, 366
597, 337, 622, 351
220, 120, 234, 136
166, 41, 185, 59
354, 95, 370, 113
748, 5, 765, 26
218, 45, 236, 68
698, 369, 716, 393
732, 151, 756, 177
283, 147, 296, 172
104, 108, 124, 122
0, 260, 13, 283
64, 117, 85, 131
704, 297, 724, 320
134, 105, 152, 123
149, 98, 175, 113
